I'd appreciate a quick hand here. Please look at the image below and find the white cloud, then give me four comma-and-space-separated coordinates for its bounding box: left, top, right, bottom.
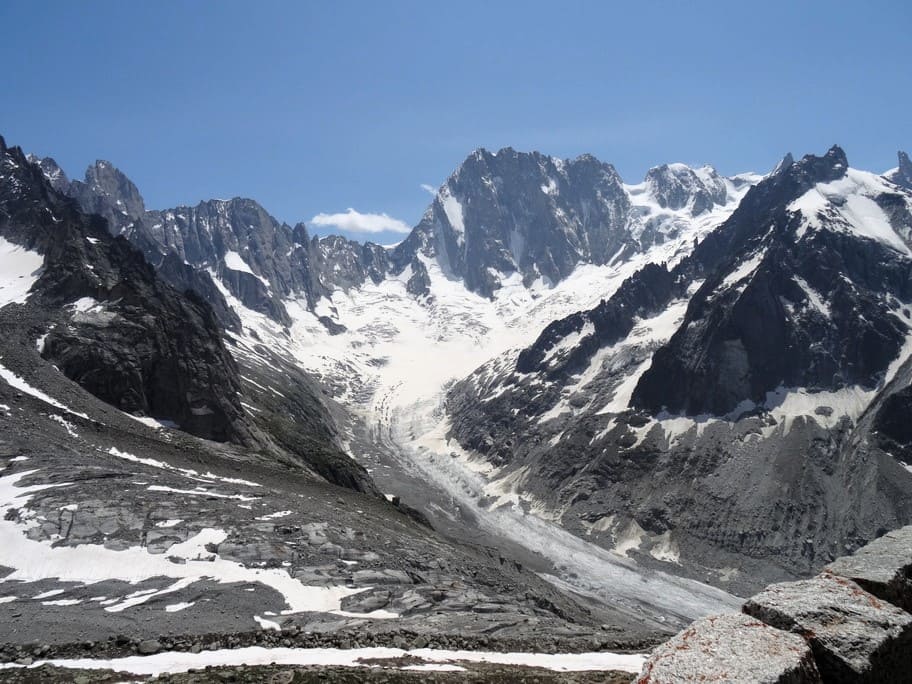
420, 183, 437, 196
310, 208, 411, 235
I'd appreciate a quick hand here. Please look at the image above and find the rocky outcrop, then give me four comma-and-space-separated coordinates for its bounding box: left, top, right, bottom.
35, 159, 394, 329
1, 136, 250, 443
516, 262, 678, 378
26, 155, 146, 236
744, 574, 912, 682
636, 613, 821, 683
31, 145, 754, 329
825, 526, 912, 613
632, 145, 911, 416
887, 150, 912, 190
638, 526, 912, 683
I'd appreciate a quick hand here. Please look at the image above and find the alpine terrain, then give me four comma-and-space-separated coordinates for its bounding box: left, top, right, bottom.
2, 133, 912, 681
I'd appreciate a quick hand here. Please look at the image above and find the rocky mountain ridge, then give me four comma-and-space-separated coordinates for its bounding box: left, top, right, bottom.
3, 136, 377, 493
31, 147, 754, 329
6, 138, 247, 443
446, 145, 912, 593
887, 149, 912, 189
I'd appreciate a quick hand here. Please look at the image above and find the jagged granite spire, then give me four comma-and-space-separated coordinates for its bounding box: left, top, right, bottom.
770, 152, 794, 176
888, 150, 912, 189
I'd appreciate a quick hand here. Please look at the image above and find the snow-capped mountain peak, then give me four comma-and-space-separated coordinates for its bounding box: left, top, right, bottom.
642, 162, 728, 215
445, 146, 912, 594
886, 149, 912, 190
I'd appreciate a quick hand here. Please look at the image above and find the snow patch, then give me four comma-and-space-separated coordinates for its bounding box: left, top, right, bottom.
0, 471, 396, 619
440, 188, 466, 241
793, 276, 831, 318
165, 602, 195, 613
0, 237, 43, 308
790, 169, 912, 255
0, 360, 89, 419
0, 646, 647, 676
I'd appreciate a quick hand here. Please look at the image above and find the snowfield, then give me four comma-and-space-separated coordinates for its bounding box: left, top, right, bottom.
790, 168, 912, 253
0, 236, 42, 307
0, 645, 647, 676
0, 470, 398, 623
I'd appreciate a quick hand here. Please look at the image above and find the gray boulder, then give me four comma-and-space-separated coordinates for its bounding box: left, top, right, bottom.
136, 639, 161, 655
826, 525, 912, 613
743, 573, 912, 682
635, 612, 821, 683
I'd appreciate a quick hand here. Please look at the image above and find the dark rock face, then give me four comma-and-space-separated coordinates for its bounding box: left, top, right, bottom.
888, 150, 912, 190
154, 251, 243, 332
310, 234, 390, 290
73, 160, 147, 235
138, 198, 310, 325
632, 145, 911, 416
743, 574, 912, 683
6, 136, 378, 492
1, 137, 248, 443
38, 270, 247, 443
873, 384, 912, 449
34, 158, 390, 329
27, 156, 146, 236
512, 145, 912, 418
391, 148, 635, 298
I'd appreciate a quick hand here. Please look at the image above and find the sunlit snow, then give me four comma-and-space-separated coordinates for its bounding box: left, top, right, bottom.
0, 237, 43, 308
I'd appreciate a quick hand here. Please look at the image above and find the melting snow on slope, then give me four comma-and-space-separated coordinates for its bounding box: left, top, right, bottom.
720, 250, 765, 290
542, 322, 594, 363
792, 276, 831, 318
0, 470, 396, 620
596, 299, 691, 415
790, 169, 912, 255
106, 446, 260, 487
0, 360, 89, 419
0, 237, 43, 308
439, 187, 465, 242
223, 250, 271, 288
0, 646, 646, 676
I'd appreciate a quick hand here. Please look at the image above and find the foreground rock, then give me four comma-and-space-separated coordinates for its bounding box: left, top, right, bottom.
634, 612, 820, 684
825, 526, 912, 613
743, 573, 912, 682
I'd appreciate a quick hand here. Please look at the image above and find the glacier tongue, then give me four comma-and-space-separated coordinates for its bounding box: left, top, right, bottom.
210, 185, 754, 627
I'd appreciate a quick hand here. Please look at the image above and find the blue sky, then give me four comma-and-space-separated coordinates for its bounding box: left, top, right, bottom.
2, 1, 910, 244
